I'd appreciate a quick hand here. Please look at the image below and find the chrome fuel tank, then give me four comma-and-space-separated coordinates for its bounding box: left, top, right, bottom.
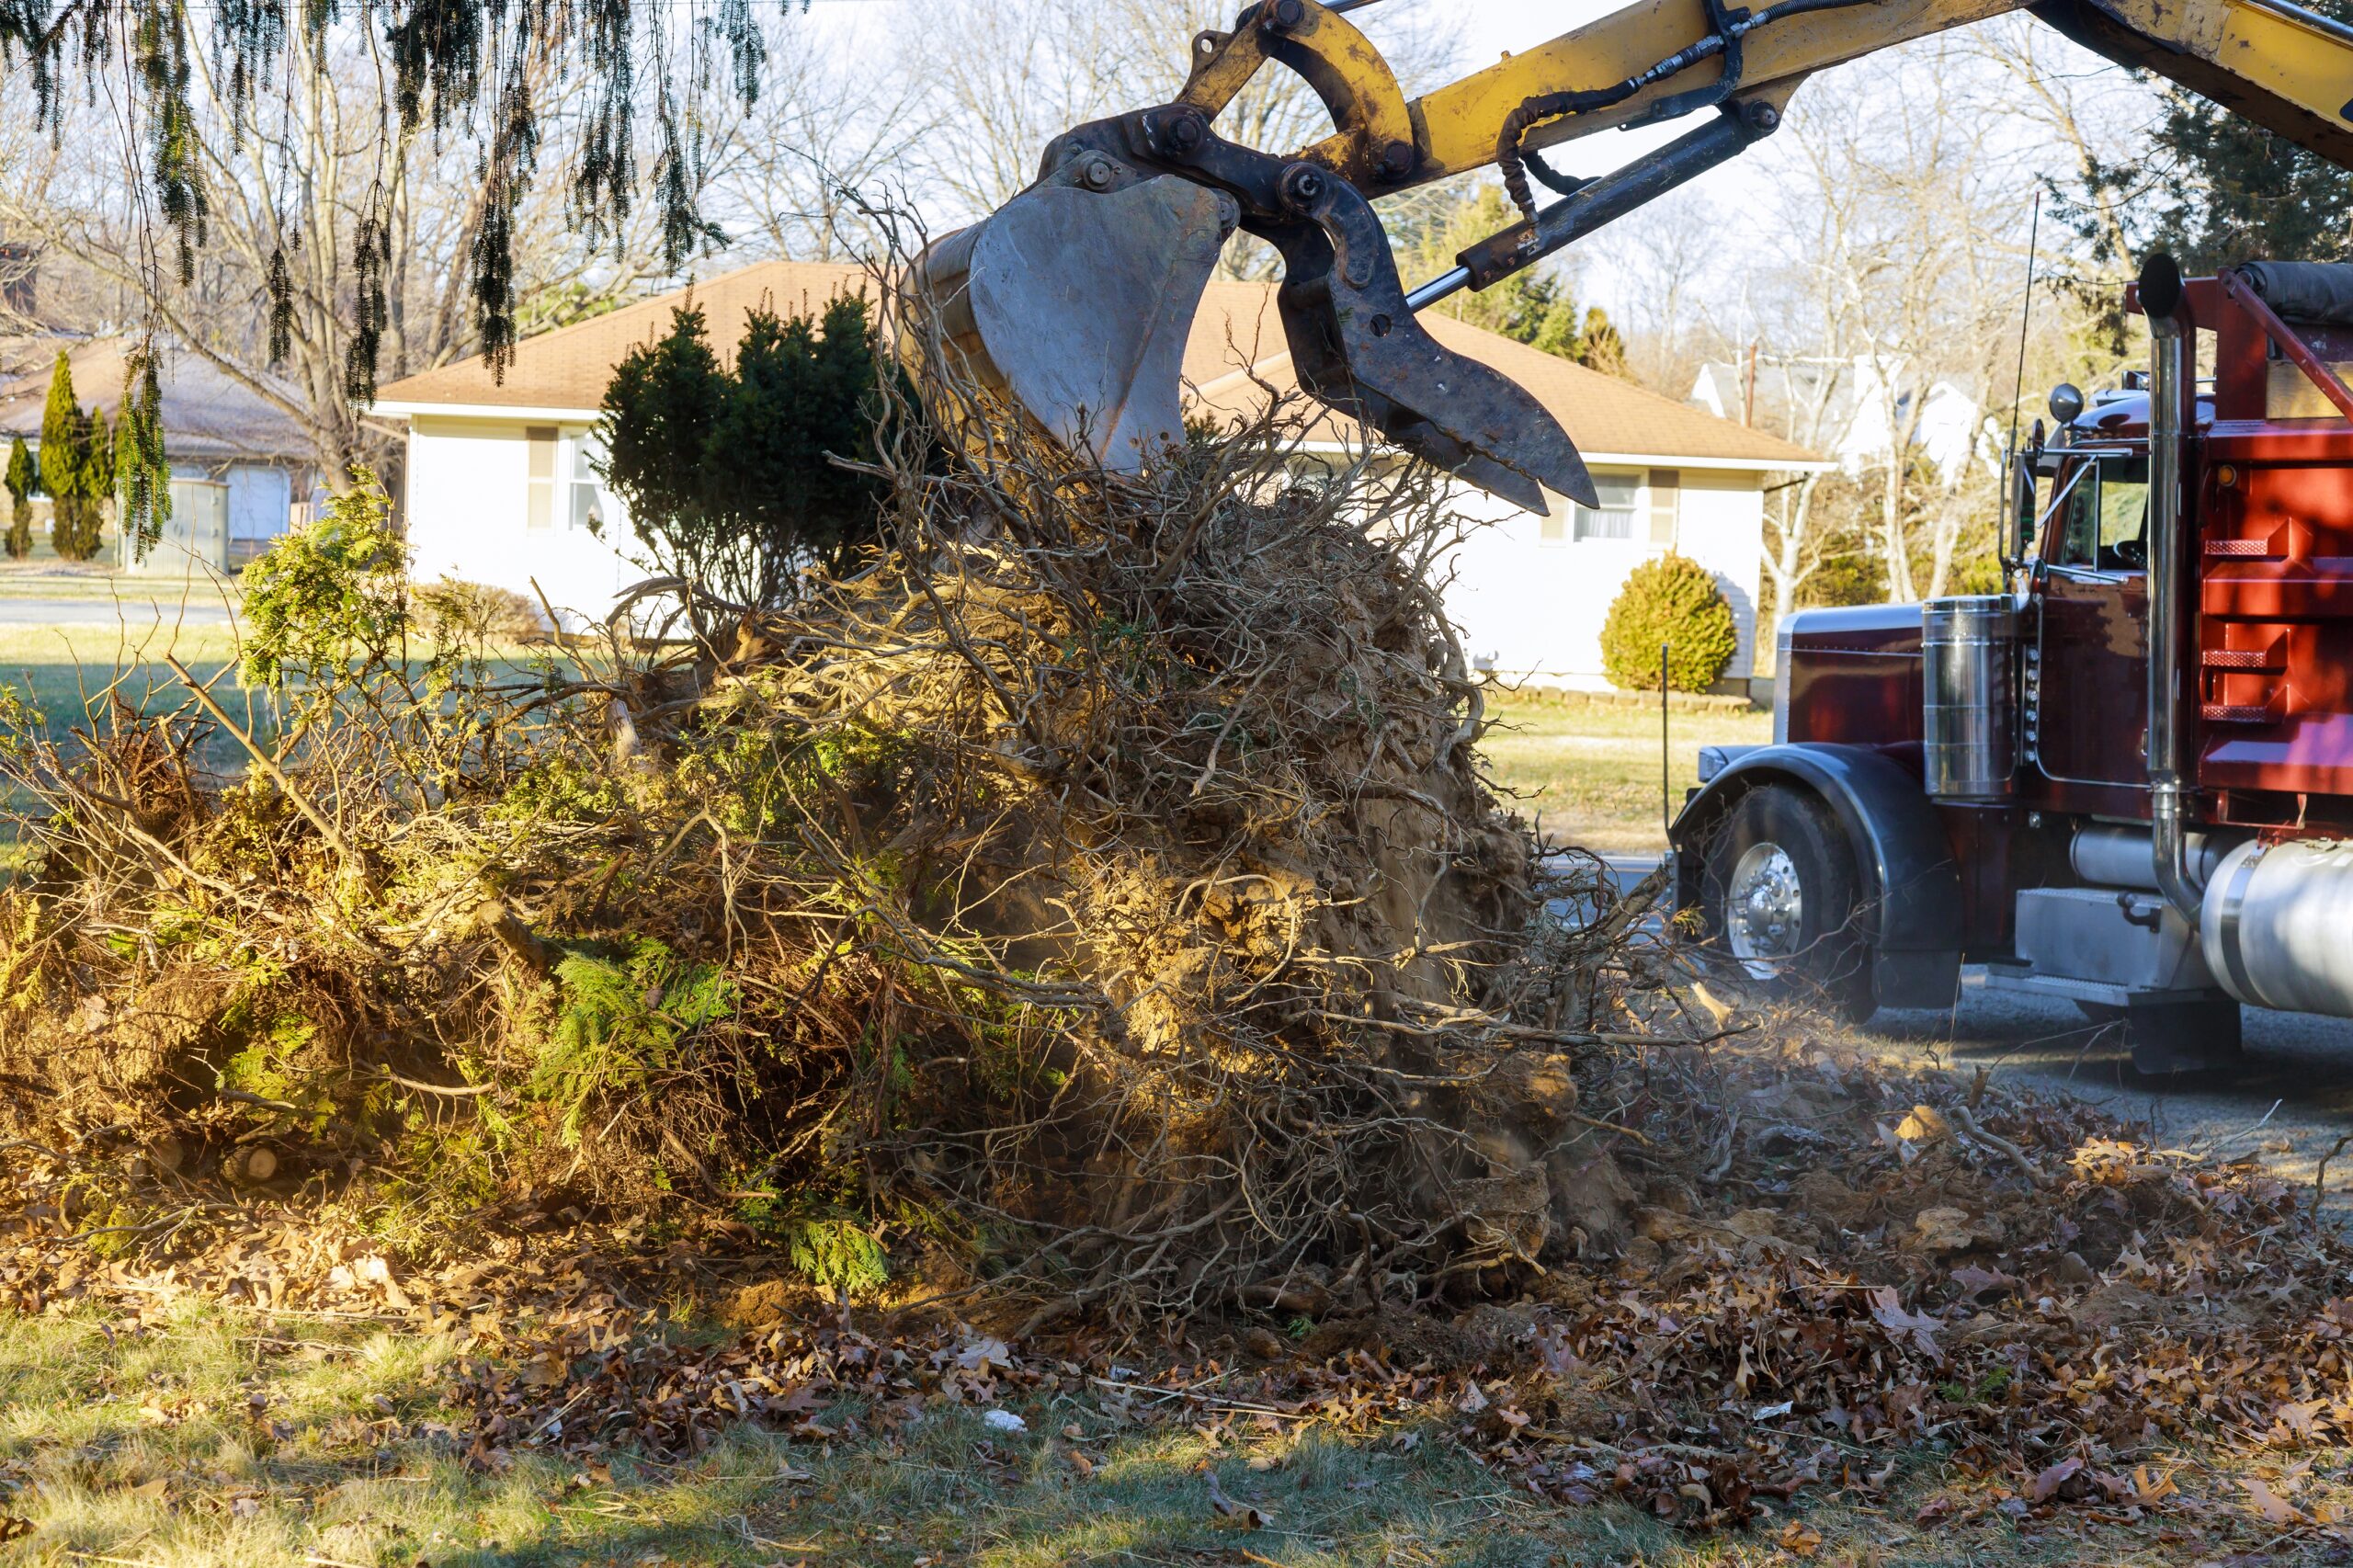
2201, 837, 2353, 1017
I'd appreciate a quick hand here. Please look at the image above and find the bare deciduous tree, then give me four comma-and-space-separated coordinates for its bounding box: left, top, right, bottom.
0, 25, 680, 486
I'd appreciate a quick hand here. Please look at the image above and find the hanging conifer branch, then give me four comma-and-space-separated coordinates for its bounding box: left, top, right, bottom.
0, 0, 786, 403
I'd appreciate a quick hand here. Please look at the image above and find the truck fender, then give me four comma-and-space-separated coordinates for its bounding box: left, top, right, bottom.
1669, 744, 1961, 1011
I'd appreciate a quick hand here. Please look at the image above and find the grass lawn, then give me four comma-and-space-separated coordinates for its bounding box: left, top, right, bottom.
0, 620, 247, 727
1478, 691, 1773, 853
0, 1298, 2130, 1568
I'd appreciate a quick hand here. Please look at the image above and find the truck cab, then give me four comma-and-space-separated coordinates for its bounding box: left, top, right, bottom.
1670, 256, 2353, 1073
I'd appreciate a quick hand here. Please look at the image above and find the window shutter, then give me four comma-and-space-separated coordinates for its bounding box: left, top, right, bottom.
526, 426, 556, 531
1648, 469, 1680, 546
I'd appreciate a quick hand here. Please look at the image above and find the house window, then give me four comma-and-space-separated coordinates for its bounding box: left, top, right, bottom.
1572, 473, 1642, 540
569, 432, 606, 533
1649, 469, 1680, 545
525, 426, 557, 531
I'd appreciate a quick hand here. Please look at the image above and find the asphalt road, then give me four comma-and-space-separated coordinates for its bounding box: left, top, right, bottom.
1593, 852, 2353, 1215
1868, 977, 2353, 1212
0, 597, 235, 627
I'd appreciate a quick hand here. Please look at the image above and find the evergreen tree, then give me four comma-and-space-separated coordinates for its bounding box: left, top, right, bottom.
40, 354, 109, 563
1394, 186, 1637, 377
2, 437, 35, 562
598, 292, 896, 622
2069, 9, 2353, 275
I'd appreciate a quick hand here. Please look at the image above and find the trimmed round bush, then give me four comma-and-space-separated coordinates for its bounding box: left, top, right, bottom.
1599, 551, 1740, 692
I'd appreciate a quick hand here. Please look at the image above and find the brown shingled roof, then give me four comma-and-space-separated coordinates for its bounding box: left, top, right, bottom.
0, 337, 314, 464
377, 262, 1822, 470
373, 261, 874, 411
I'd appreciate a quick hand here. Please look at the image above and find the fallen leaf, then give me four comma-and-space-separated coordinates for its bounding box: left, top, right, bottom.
0, 1517, 28, 1542
1950, 1264, 2020, 1298
2243, 1478, 2309, 1527
1206, 1471, 1269, 1528
1866, 1288, 1942, 1357
1777, 1520, 1824, 1556
2030, 1456, 2084, 1504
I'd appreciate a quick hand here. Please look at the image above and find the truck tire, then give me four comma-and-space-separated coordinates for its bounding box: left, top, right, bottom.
1699, 783, 1875, 1022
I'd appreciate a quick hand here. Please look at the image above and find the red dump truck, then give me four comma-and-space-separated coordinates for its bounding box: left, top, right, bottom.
1671, 255, 2353, 1074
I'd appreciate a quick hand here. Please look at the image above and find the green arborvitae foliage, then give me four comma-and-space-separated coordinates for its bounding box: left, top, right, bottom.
115, 345, 171, 561
38, 354, 108, 563
1599, 551, 1742, 693
238, 471, 408, 690
3, 437, 34, 561
0, 0, 765, 398
537, 938, 736, 1149
598, 291, 894, 616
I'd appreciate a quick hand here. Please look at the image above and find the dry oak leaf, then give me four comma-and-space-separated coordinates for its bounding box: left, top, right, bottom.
2029, 1456, 2085, 1504
1777, 1520, 1825, 1557
2243, 1477, 2310, 1527
1205, 1471, 1269, 1528
1866, 1287, 1942, 1357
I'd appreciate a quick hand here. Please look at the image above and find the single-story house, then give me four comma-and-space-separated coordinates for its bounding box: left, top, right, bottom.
374, 261, 1825, 684
372, 263, 871, 628
0, 337, 320, 576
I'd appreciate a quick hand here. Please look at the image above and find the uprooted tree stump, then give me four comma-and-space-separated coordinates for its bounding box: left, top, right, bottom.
0, 273, 1688, 1326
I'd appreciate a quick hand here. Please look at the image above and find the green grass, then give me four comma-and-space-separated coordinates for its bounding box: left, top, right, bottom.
1479, 691, 1772, 852
0, 621, 248, 735
0, 1300, 2166, 1567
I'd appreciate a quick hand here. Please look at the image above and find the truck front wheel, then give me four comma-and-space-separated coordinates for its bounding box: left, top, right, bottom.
1700, 784, 1875, 1023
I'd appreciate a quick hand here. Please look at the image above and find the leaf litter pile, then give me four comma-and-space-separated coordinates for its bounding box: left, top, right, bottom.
2, 279, 2352, 1555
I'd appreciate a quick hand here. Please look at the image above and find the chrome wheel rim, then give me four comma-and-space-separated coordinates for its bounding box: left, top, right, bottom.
1725, 841, 1803, 978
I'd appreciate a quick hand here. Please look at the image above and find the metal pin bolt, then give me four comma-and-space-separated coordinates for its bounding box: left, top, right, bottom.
1263, 0, 1305, 30
1280, 164, 1326, 210
1080, 155, 1117, 190
1377, 140, 1415, 181
1164, 112, 1206, 155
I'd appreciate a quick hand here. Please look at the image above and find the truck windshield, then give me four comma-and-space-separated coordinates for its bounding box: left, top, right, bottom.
2053, 452, 2149, 571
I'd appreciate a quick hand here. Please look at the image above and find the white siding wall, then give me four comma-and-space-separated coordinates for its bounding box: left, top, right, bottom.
1440, 464, 1767, 690
403, 416, 637, 629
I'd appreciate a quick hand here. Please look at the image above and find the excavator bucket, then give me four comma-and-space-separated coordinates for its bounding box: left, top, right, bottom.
914, 176, 1237, 471
912, 162, 1596, 513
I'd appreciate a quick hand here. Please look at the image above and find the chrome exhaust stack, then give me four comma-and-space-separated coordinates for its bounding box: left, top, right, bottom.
2140, 253, 2200, 921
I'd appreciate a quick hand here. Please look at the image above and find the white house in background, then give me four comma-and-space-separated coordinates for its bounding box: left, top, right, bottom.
1688, 355, 1989, 483
375, 261, 1826, 685
0, 338, 319, 575
1186, 282, 1827, 688
372, 263, 870, 628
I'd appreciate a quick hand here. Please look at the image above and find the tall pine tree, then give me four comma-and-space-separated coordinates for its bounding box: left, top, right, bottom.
2071, 6, 2353, 274
3, 437, 35, 562
40, 355, 110, 563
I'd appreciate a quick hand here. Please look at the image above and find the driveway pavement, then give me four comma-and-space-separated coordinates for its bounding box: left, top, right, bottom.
0, 596, 235, 627
1586, 851, 2353, 1216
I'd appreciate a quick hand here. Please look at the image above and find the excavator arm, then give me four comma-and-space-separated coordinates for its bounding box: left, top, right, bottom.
915, 0, 2353, 509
